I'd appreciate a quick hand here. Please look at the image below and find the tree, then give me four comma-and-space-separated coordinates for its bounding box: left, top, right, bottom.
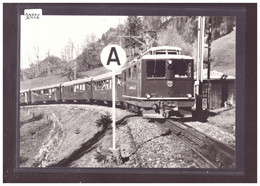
124, 16, 144, 56
61, 63, 75, 81
34, 45, 40, 77
46, 49, 51, 76
82, 33, 98, 50
27, 55, 35, 79
61, 39, 78, 80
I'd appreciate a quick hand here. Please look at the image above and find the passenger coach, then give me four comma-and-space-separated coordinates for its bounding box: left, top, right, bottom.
61, 78, 92, 103
20, 89, 30, 105
30, 83, 61, 104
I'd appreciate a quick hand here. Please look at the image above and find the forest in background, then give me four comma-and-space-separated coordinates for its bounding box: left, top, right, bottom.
21, 16, 236, 81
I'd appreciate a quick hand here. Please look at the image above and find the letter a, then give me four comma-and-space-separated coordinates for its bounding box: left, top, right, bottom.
107, 47, 121, 66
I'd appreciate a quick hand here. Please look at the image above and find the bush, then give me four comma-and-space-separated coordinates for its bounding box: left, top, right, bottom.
95, 112, 112, 129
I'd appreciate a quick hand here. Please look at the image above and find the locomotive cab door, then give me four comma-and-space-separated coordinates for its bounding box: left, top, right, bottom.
116, 75, 123, 102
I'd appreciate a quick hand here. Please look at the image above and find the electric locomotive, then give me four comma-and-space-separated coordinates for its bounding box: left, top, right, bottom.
120, 46, 195, 118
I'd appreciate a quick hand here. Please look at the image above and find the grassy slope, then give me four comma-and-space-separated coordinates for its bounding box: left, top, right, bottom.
20, 67, 109, 90
21, 31, 236, 90
210, 31, 236, 76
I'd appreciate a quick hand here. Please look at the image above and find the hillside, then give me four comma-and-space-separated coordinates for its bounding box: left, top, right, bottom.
20, 67, 109, 90
209, 30, 236, 76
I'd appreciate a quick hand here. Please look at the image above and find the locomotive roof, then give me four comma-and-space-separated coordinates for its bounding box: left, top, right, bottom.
147, 46, 182, 52
61, 77, 92, 86
141, 54, 193, 60
31, 83, 61, 91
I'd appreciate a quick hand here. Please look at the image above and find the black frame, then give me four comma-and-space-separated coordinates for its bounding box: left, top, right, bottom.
3, 3, 257, 183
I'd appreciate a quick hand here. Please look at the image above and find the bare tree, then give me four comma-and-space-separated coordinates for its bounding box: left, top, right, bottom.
28, 54, 35, 78
61, 39, 78, 81
46, 49, 51, 76
74, 43, 82, 80
34, 45, 40, 77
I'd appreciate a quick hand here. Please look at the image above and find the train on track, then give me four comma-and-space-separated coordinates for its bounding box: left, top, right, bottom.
20, 46, 195, 118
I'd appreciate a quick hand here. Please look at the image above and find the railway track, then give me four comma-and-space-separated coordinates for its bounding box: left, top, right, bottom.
21, 104, 235, 168
155, 119, 235, 169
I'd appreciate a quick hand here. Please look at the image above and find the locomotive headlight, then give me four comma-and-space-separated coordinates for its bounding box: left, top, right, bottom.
187, 94, 192, 98
167, 60, 173, 70
146, 93, 151, 99
168, 60, 173, 65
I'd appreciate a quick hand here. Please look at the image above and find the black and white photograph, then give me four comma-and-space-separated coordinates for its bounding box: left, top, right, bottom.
3, 2, 258, 183
19, 14, 236, 169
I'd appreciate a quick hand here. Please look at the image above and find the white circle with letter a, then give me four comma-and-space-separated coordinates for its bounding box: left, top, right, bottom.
100, 44, 126, 71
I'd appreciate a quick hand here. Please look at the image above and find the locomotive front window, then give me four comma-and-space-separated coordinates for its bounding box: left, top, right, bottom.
146, 60, 166, 78
173, 60, 192, 78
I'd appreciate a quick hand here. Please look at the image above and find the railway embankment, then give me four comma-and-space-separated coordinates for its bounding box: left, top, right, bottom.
20, 105, 235, 168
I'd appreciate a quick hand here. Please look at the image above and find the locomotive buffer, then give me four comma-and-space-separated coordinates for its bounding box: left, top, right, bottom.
100, 45, 126, 150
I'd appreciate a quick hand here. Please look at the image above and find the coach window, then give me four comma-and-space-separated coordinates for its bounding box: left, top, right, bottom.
128, 68, 131, 79
79, 84, 81, 91
108, 79, 111, 89
133, 65, 137, 79
104, 80, 107, 90
87, 83, 91, 90
102, 81, 105, 90
123, 71, 126, 82
131, 68, 134, 79
100, 81, 104, 90
97, 81, 100, 90
117, 76, 122, 86
101, 81, 104, 90
105, 80, 108, 90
